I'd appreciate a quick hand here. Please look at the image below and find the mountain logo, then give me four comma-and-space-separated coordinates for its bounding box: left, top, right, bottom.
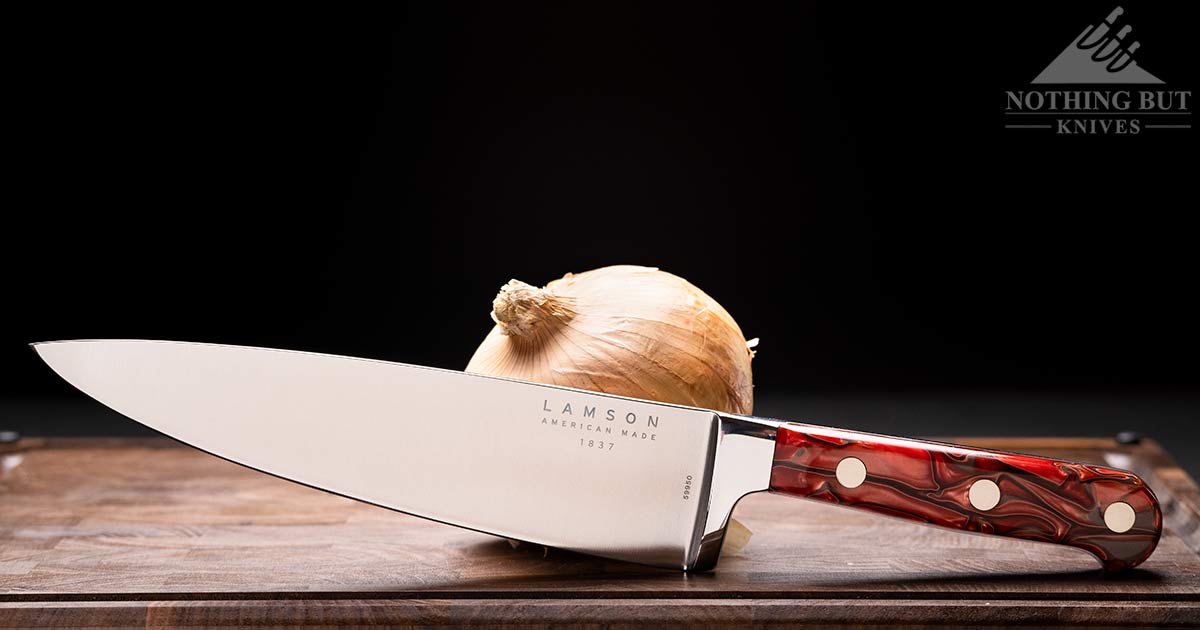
1032, 6, 1161, 84
1033, 7, 1162, 84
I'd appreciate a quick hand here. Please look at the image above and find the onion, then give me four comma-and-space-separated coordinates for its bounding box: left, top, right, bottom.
467, 265, 755, 414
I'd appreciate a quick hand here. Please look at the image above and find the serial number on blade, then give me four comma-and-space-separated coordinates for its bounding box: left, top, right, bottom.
579, 438, 615, 451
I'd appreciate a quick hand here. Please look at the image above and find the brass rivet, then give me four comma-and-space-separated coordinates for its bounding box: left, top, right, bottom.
969, 479, 1001, 511
835, 457, 867, 488
1104, 501, 1136, 533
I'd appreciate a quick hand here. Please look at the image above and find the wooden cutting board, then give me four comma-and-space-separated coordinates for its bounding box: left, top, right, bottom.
1, 436, 1197, 628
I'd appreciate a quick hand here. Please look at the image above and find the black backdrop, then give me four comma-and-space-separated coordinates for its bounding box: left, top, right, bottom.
5, 3, 1197, 471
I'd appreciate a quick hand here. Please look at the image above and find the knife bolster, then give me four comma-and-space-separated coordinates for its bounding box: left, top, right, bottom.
689, 414, 780, 571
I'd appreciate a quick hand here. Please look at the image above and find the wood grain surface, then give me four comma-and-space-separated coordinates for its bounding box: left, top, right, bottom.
1, 436, 1198, 628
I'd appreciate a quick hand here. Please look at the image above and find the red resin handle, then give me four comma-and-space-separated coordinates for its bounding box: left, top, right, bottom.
769, 424, 1162, 572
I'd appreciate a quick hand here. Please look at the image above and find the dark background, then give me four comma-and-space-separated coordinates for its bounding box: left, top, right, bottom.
5, 3, 1197, 474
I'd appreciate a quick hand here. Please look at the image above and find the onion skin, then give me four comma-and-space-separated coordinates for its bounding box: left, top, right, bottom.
467, 265, 754, 415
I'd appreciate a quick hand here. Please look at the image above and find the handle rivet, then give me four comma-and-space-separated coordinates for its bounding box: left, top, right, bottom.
1104, 501, 1136, 533
835, 457, 867, 488
969, 479, 1001, 511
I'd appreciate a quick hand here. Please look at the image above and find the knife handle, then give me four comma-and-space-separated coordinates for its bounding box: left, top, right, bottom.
768, 423, 1162, 572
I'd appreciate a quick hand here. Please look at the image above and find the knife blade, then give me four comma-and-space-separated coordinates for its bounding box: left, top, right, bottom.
33, 339, 1162, 572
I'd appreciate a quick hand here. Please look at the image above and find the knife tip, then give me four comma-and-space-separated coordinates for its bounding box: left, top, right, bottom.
29, 340, 94, 350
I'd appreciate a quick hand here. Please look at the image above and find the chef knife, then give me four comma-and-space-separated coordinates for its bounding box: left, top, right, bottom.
33, 339, 1161, 572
